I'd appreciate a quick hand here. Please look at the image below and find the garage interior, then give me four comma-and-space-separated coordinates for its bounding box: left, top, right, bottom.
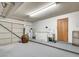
0, 2, 79, 57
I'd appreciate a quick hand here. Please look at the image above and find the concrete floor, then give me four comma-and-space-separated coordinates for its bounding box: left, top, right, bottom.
31, 39, 79, 54
0, 42, 79, 57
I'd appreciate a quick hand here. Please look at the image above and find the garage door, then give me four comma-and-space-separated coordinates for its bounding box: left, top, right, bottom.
0, 21, 24, 44
0, 21, 11, 45
12, 23, 24, 42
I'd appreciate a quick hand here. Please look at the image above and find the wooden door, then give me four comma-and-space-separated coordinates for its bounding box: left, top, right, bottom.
57, 18, 68, 43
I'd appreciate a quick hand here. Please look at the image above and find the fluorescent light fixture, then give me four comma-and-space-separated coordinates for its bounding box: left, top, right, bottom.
27, 2, 56, 17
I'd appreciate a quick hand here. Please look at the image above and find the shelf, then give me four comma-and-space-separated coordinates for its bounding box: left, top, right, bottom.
72, 37, 79, 39
72, 31, 79, 46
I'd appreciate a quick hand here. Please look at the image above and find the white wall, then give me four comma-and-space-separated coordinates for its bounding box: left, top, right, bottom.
32, 11, 79, 43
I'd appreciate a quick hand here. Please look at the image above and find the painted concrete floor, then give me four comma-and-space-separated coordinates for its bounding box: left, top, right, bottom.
31, 39, 79, 54
0, 42, 79, 57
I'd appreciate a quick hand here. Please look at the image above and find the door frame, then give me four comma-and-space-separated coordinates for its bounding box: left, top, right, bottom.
57, 18, 68, 43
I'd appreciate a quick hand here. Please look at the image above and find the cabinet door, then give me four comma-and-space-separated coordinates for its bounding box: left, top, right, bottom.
72, 31, 79, 46
73, 39, 79, 45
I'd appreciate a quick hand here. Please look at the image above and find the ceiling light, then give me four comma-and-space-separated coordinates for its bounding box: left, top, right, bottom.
27, 2, 56, 17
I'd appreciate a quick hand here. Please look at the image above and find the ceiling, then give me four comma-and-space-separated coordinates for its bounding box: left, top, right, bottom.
0, 2, 79, 22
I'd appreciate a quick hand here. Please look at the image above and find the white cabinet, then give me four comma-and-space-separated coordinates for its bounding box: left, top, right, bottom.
72, 31, 79, 46
35, 32, 48, 42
